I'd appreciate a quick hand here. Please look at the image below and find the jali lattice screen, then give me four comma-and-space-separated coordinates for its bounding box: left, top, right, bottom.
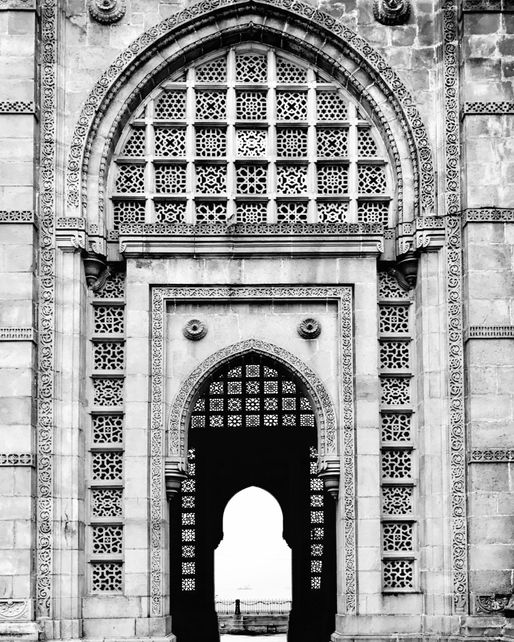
109, 46, 393, 228
378, 271, 417, 591
88, 271, 126, 592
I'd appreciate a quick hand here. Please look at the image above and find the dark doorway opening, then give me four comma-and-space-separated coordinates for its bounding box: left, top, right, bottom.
170, 353, 336, 642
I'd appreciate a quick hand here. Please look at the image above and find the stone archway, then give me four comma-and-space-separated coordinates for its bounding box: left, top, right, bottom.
169, 351, 337, 642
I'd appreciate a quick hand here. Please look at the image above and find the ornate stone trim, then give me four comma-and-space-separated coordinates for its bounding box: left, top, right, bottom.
446, 216, 468, 614
463, 0, 512, 11
373, 0, 411, 25
0, 0, 35, 9
66, 0, 434, 217
0, 210, 35, 223
467, 326, 514, 339
0, 101, 35, 113
443, 0, 468, 613
36, 0, 57, 619
463, 208, 514, 223
475, 594, 510, 613
87, 0, 126, 23
119, 222, 384, 236
0, 328, 36, 342
0, 454, 36, 467
151, 286, 355, 615
469, 449, 514, 463
0, 600, 30, 620
463, 101, 514, 115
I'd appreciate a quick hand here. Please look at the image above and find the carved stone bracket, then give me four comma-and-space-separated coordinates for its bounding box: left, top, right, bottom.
88, 0, 126, 24
318, 457, 340, 500
164, 458, 187, 501
373, 0, 411, 25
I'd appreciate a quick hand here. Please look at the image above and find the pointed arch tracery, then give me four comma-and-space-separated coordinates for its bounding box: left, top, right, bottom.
167, 338, 338, 464
66, 0, 435, 225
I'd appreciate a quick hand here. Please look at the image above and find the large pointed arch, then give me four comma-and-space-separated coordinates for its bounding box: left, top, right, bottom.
66, 0, 435, 224
167, 338, 338, 462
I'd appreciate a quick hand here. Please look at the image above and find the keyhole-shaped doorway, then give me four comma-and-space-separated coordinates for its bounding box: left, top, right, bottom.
170, 353, 336, 642
215, 486, 292, 601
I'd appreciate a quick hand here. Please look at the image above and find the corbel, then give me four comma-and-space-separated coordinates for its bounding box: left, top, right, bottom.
164, 458, 187, 501
318, 457, 340, 500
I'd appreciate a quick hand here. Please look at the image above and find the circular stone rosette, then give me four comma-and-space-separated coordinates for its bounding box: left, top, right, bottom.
373, 0, 410, 25
297, 318, 322, 339
88, 0, 126, 24
183, 319, 208, 341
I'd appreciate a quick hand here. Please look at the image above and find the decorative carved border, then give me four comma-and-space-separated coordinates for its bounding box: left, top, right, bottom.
0, 454, 36, 467
151, 286, 355, 615
463, 208, 514, 223
66, 0, 435, 216
443, 0, 468, 614
119, 222, 384, 236
0, 328, 36, 342
0, 211, 35, 224
469, 449, 514, 463
462, 0, 512, 11
36, 0, 57, 620
0, 0, 35, 9
0, 101, 35, 113
467, 326, 514, 339
0, 600, 30, 620
463, 101, 514, 115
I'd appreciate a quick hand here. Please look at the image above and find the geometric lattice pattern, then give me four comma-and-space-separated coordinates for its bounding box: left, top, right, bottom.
180, 449, 196, 592
89, 271, 126, 592
109, 46, 392, 228
378, 271, 416, 591
309, 446, 324, 591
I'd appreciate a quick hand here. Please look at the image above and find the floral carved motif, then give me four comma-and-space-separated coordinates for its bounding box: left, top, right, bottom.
0, 600, 29, 620
373, 0, 411, 25
297, 318, 322, 339
183, 319, 208, 341
87, 0, 126, 24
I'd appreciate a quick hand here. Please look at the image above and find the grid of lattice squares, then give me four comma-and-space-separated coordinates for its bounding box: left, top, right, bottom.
89, 272, 126, 592
190, 361, 315, 430
378, 272, 416, 591
309, 446, 324, 591
180, 449, 197, 592
110, 47, 392, 228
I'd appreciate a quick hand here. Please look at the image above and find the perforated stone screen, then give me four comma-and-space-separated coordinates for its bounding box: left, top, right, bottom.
109, 46, 393, 229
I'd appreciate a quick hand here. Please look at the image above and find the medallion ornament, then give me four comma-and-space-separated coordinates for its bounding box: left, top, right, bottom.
183, 319, 208, 341
373, 0, 411, 25
297, 318, 322, 339
88, 0, 126, 24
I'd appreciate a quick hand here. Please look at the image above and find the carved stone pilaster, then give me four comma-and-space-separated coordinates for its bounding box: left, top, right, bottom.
373, 0, 411, 25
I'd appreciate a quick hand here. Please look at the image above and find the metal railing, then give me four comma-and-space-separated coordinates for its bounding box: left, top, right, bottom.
216, 599, 292, 615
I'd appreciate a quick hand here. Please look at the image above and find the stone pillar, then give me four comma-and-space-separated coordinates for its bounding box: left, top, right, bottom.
50, 235, 88, 639
0, 2, 38, 639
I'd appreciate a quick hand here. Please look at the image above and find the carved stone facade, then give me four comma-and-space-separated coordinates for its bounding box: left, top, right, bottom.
0, 1, 513, 641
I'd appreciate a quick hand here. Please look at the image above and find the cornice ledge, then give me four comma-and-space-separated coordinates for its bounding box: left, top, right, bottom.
0, 210, 36, 225
463, 208, 514, 225
118, 222, 385, 257
468, 448, 514, 463
0, 0, 36, 10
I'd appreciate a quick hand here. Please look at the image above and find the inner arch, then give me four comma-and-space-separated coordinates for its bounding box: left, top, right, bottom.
215, 486, 292, 601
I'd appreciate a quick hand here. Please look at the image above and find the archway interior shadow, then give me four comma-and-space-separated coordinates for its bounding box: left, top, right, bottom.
215, 486, 292, 602
170, 353, 336, 642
